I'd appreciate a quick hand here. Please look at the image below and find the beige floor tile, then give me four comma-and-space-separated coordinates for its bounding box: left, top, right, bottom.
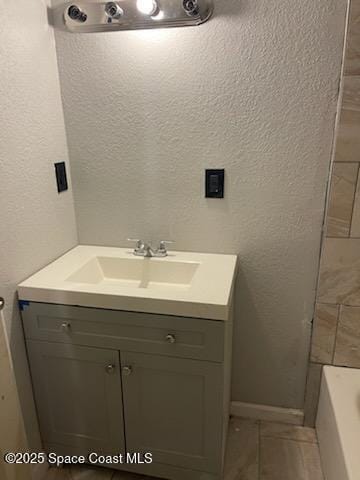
345, 0, 360, 76
42, 466, 72, 480
260, 437, 323, 480
317, 238, 360, 305
223, 417, 259, 480
334, 109, 360, 163
310, 304, 339, 364
38, 417, 325, 480
334, 305, 360, 368
342, 76, 360, 112
260, 422, 317, 444
69, 465, 114, 480
111, 470, 153, 479
326, 163, 358, 237
351, 172, 360, 236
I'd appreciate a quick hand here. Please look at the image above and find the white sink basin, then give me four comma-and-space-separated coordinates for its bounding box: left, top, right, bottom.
18, 246, 237, 320
66, 256, 199, 289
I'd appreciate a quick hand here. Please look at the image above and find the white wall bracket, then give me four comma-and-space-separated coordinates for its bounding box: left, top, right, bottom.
52, 0, 214, 33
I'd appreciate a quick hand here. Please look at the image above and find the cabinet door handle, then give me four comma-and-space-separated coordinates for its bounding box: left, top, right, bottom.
165, 334, 176, 344
105, 364, 116, 374
122, 366, 132, 376
61, 322, 71, 332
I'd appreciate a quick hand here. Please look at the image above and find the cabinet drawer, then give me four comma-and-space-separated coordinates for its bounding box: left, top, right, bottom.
22, 303, 224, 362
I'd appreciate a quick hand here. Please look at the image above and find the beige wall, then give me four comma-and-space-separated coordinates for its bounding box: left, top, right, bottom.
0, 0, 77, 452
53, 0, 348, 408
304, 0, 360, 426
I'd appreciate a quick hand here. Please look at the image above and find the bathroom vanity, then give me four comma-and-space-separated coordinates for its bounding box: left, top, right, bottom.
18, 246, 237, 480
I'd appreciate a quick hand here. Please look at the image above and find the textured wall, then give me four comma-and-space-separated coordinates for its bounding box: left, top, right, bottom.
0, 0, 78, 450
54, 0, 347, 408
304, 0, 360, 426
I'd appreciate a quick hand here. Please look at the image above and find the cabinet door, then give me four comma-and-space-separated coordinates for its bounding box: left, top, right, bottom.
27, 341, 125, 455
121, 352, 223, 474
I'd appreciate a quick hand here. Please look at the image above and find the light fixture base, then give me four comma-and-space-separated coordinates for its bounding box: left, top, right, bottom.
54, 0, 214, 33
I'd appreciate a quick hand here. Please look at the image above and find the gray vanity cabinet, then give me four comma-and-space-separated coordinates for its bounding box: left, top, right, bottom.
121, 351, 223, 473
26, 340, 125, 455
22, 302, 232, 480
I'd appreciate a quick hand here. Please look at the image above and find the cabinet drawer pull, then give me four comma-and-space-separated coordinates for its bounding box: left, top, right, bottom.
122, 366, 132, 376
165, 334, 176, 344
61, 322, 71, 332
105, 364, 116, 374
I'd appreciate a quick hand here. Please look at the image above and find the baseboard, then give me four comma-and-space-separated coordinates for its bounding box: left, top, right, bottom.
230, 401, 304, 425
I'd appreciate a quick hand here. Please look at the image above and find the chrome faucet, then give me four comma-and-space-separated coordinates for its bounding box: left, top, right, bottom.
127, 239, 173, 258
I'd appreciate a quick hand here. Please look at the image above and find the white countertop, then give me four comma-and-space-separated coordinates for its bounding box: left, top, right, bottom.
18, 245, 238, 320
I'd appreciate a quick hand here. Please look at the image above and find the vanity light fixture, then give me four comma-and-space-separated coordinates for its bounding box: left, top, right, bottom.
136, 0, 158, 16
57, 0, 214, 33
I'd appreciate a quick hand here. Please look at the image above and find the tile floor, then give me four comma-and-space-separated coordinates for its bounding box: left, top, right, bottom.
39, 418, 324, 480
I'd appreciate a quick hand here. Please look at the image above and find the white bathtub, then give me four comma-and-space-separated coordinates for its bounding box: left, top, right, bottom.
316, 366, 360, 480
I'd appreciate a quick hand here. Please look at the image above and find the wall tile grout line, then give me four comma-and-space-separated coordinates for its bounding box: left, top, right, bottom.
326, 236, 360, 238
348, 161, 360, 236
313, 301, 341, 306
331, 304, 341, 364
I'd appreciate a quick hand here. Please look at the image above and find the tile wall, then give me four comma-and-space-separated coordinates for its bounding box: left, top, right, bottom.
304, 0, 360, 426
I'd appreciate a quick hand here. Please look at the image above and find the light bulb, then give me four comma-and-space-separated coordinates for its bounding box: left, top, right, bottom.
136, 0, 158, 15
153, 9, 164, 20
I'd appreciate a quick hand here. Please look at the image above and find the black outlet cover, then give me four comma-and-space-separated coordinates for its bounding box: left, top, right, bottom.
205, 169, 224, 198
55, 162, 68, 193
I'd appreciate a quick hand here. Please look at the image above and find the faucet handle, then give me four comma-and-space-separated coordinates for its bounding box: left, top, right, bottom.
127, 238, 143, 248
128, 238, 141, 242
158, 240, 174, 254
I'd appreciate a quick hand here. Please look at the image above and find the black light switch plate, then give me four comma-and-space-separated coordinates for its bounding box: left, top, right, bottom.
55, 162, 68, 193
205, 169, 224, 198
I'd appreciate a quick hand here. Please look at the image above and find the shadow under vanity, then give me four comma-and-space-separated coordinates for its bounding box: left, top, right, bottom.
18, 245, 237, 480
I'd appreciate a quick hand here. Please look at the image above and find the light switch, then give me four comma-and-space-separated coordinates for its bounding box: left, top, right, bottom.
205, 169, 224, 198
55, 162, 68, 193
